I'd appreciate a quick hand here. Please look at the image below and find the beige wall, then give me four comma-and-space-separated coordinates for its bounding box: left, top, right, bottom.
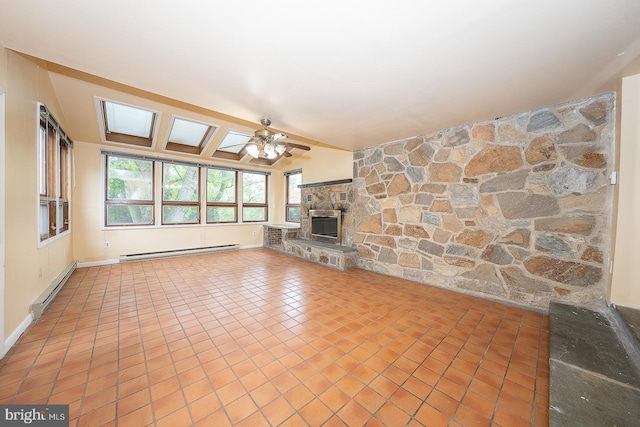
4, 49, 74, 337
278, 145, 353, 186
71, 141, 353, 264
270, 145, 353, 225
611, 73, 640, 309
74, 142, 267, 263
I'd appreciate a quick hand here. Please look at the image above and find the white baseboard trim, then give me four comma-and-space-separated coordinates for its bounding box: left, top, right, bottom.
119, 244, 239, 262
4, 313, 33, 355
77, 245, 264, 268
32, 261, 76, 320
77, 259, 119, 268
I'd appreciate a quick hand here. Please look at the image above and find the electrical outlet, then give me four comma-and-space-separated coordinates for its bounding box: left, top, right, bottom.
105, 241, 110, 248
252, 231, 257, 236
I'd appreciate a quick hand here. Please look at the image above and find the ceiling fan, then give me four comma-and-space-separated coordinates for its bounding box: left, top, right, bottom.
245, 118, 310, 160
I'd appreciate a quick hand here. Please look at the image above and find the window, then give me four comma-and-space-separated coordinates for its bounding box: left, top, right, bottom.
38, 104, 72, 242
103, 150, 270, 226
211, 130, 251, 161
165, 117, 216, 155
207, 168, 237, 223
98, 99, 158, 147
105, 155, 154, 226
38, 121, 56, 240
58, 142, 70, 233
242, 172, 268, 222
162, 162, 200, 224
285, 170, 302, 222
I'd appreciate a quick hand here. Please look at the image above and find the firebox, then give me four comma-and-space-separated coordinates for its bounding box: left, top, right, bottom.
309, 209, 342, 244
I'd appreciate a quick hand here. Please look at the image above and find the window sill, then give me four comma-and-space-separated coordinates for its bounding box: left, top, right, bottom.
101, 222, 268, 231
38, 230, 71, 249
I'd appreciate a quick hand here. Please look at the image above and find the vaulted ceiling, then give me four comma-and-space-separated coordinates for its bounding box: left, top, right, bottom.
1, 0, 639, 157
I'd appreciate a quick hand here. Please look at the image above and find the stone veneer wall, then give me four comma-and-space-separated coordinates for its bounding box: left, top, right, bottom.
352, 93, 614, 309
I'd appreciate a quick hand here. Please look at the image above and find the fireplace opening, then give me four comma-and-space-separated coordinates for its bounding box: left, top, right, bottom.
309, 209, 342, 244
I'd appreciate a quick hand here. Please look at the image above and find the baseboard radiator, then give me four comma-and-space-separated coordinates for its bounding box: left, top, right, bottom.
119, 244, 239, 262
32, 261, 77, 320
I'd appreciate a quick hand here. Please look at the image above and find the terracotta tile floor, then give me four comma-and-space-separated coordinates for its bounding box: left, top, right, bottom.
0, 248, 549, 426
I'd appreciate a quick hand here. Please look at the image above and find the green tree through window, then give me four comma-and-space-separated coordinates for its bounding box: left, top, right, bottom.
242, 172, 268, 221
286, 171, 302, 222
207, 168, 237, 223
106, 156, 154, 225
162, 163, 200, 224
105, 154, 270, 226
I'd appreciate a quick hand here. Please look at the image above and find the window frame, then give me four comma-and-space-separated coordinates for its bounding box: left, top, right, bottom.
161, 161, 201, 225
58, 142, 70, 233
96, 98, 160, 148
39, 121, 57, 241
285, 170, 302, 223
211, 129, 251, 161
206, 167, 238, 224
165, 116, 217, 155
102, 150, 271, 228
38, 104, 72, 244
104, 154, 155, 227
241, 172, 269, 223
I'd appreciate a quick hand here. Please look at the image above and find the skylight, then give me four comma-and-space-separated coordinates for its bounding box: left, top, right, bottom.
165, 117, 216, 155
98, 99, 158, 147
211, 130, 252, 161
217, 131, 251, 154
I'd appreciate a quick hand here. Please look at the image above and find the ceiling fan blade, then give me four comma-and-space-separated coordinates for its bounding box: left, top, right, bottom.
283, 151, 292, 157
281, 142, 311, 151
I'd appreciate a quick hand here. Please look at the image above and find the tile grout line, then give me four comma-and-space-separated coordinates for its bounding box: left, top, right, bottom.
71, 266, 113, 427
0, 249, 549, 426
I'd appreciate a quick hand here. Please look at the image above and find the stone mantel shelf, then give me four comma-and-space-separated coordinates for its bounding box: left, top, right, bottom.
298, 178, 352, 189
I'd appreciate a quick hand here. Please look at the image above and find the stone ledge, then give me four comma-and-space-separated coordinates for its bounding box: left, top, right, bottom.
549, 302, 640, 426
288, 238, 357, 254
298, 178, 352, 189
282, 238, 357, 271
263, 225, 300, 250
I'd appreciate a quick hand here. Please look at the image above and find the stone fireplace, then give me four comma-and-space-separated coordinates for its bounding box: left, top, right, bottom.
265, 179, 358, 271
299, 179, 354, 246
309, 209, 342, 243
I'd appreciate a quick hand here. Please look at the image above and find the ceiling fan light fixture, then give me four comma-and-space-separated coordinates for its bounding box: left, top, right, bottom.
246, 142, 259, 158
241, 117, 307, 160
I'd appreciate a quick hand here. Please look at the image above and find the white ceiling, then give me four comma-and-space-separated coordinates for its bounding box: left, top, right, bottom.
1, 0, 639, 152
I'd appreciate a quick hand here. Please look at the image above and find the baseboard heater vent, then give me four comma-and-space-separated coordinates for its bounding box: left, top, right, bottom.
32, 261, 77, 320
119, 244, 240, 262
